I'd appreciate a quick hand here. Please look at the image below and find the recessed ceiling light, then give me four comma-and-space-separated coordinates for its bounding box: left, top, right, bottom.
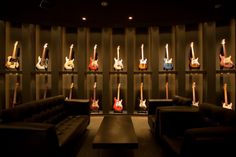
128, 16, 133, 20
101, 1, 108, 7
82, 17, 87, 21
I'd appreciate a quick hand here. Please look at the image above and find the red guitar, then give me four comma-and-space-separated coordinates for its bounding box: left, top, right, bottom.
90, 82, 99, 111
219, 39, 234, 69
88, 44, 99, 71
5, 41, 20, 70
113, 83, 123, 112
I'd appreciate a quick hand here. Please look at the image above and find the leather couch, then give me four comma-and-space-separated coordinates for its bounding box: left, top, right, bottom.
0, 95, 90, 157
148, 95, 194, 138
158, 102, 236, 157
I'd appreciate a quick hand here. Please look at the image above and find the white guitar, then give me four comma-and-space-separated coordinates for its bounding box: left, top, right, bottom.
36, 43, 49, 70
5, 41, 20, 70
64, 44, 75, 70
139, 82, 147, 110
189, 42, 200, 69
192, 82, 199, 107
163, 44, 173, 70
222, 83, 233, 110
138, 44, 148, 70
113, 45, 123, 70
90, 82, 99, 111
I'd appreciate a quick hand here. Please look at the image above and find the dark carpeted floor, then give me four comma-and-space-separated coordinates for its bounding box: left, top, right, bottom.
75, 115, 168, 157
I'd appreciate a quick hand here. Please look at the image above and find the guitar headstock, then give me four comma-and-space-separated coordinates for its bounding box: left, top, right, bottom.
44, 43, 48, 49
165, 44, 168, 49
223, 83, 227, 90
70, 44, 74, 49
192, 82, 196, 88
14, 41, 19, 47
141, 43, 144, 49
117, 45, 120, 51
190, 42, 194, 48
140, 82, 143, 87
70, 83, 74, 89
94, 82, 97, 88
221, 39, 225, 45
94, 44, 97, 50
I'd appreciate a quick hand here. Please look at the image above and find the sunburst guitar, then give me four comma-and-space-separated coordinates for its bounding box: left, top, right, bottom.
189, 42, 200, 69
91, 82, 99, 111
5, 41, 20, 70
138, 44, 148, 70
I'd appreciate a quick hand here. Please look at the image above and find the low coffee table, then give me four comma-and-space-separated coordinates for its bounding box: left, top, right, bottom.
93, 115, 138, 150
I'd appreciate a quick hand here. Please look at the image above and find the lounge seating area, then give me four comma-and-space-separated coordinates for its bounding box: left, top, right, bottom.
0, 95, 90, 157
148, 96, 236, 157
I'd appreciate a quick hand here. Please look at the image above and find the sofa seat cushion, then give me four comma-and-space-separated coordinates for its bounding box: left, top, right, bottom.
56, 115, 89, 147
148, 115, 155, 131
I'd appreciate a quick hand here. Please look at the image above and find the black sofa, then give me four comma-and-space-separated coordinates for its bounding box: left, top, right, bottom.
0, 95, 90, 157
158, 102, 236, 157
148, 95, 194, 138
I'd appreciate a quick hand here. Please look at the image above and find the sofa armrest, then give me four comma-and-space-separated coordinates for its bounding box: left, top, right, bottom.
181, 127, 236, 157
0, 122, 60, 157
65, 99, 90, 115
158, 107, 200, 137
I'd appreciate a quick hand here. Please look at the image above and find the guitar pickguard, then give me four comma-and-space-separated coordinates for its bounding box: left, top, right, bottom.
64, 57, 75, 70
36, 56, 48, 70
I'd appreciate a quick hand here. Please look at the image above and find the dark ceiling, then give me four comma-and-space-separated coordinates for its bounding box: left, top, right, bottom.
0, 0, 235, 27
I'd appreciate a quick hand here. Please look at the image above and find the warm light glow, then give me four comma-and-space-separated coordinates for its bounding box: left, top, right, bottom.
128, 16, 133, 20
82, 17, 87, 21
101, 1, 108, 7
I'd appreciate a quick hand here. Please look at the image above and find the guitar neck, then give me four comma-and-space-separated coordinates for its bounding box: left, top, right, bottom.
224, 84, 228, 104
140, 83, 143, 100
141, 44, 144, 60
12, 41, 18, 59
192, 83, 196, 103
117, 84, 120, 100
69, 45, 73, 60
117, 46, 120, 60
13, 82, 19, 106
165, 44, 169, 59
93, 83, 96, 100
165, 81, 169, 99
191, 43, 195, 59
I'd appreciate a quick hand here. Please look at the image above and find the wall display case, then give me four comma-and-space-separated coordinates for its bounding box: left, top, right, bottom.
0, 19, 235, 113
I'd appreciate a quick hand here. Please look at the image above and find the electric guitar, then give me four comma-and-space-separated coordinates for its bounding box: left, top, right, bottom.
139, 82, 147, 110
138, 44, 148, 70
219, 39, 234, 69
43, 82, 48, 99
11, 82, 19, 108
36, 43, 49, 70
113, 45, 124, 70
5, 41, 20, 70
165, 81, 169, 99
90, 82, 99, 111
113, 83, 123, 112
64, 44, 75, 70
222, 83, 232, 110
189, 42, 200, 69
88, 44, 99, 71
192, 82, 199, 107
163, 44, 173, 70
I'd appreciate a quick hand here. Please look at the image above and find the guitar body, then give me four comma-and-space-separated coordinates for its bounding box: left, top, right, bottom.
114, 58, 123, 70
64, 57, 75, 70
139, 99, 147, 110
5, 56, 20, 70
163, 58, 173, 70
91, 99, 99, 111
88, 57, 98, 71
189, 58, 200, 69
222, 102, 232, 110
113, 98, 123, 112
192, 101, 199, 107
36, 56, 48, 70
219, 55, 234, 69
139, 59, 147, 70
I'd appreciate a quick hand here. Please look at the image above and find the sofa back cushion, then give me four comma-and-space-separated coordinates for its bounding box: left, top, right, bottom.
199, 103, 236, 127
172, 95, 192, 106
0, 95, 67, 124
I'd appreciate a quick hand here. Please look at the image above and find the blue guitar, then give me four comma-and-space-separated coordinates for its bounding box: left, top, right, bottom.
163, 44, 173, 70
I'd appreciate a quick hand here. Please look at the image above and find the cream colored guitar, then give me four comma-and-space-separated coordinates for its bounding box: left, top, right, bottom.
114, 45, 124, 70
64, 44, 75, 70
222, 83, 232, 110
5, 41, 20, 70
36, 43, 49, 70
192, 82, 199, 107
139, 82, 147, 110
